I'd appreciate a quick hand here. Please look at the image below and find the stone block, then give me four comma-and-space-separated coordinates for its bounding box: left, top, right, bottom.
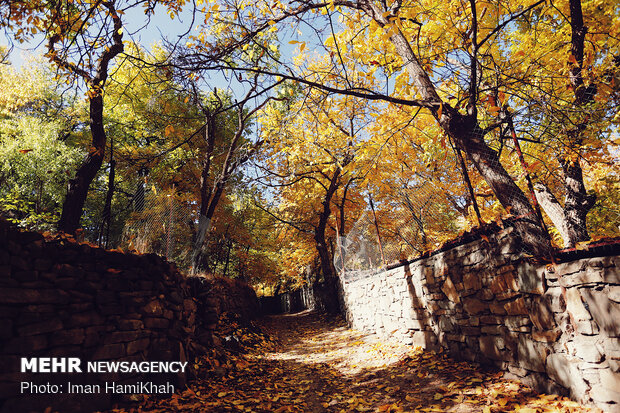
463, 298, 487, 315
504, 297, 528, 315
575, 320, 600, 335
127, 338, 150, 355
567, 336, 603, 363
441, 276, 460, 304
66, 311, 105, 328
490, 302, 507, 315
604, 264, 620, 284
565, 288, 592, 322
546, 353, 589, 398
104, 331, 144, 344
529, 296, 556, 330
144, 317, 169, 329
463, 273, 482, 290
481, 325, 505, 335
3, 334, 47, 353
560, 266, 605, 287
479, 335, 505, 361
480, 315, 501, 324
505, 316, 531, 331
17, 319, 63, 336
532, 329, 561, 343
49, 328, 86, 346
517, 336, 548, 372
557, 260, 586, 276
581, 289, 620, 337
599, 370, 620, 395
118, 319, 144, 330
92, 343, 126, 360
515, 261, 545, 294
446, 334, 466, 342
0, 288, 68, 304
411, 331, 436, 348
546, 287, 566, 313
461, 326, 481, 336
610, 286, 620, 303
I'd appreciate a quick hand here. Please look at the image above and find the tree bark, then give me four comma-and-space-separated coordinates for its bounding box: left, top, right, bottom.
191, 115, 217, 273
313, 165, 344, 313
55, 1, 124, 234
534, 183, 571, 248
560, 157, 595, 246
58, 95, 108, 233
359, 2, 552, 257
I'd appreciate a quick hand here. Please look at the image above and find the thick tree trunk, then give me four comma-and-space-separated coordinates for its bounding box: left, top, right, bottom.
553, 0, 596, 246
313, 166, 343, 313
360, 3, 552, 257
560, 158, 595, 246
58, 95, 107, 233
450, 116, 552, 256
534, 183, 572, 248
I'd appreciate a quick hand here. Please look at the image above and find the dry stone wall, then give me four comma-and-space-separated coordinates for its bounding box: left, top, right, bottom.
340, 226, 620, 412
0, 219, 259, 413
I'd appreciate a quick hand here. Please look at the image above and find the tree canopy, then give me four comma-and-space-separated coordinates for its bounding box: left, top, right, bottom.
0, 0, 618, 295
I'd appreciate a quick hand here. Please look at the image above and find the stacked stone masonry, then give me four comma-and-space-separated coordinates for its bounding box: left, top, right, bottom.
340, 226, 620, 412
0, 219, 259, 413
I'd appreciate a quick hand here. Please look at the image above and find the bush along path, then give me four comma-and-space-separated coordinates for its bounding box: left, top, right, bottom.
109, 311, 601, 413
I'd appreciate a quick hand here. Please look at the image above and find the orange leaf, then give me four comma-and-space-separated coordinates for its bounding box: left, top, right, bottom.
19, 149, 34, 154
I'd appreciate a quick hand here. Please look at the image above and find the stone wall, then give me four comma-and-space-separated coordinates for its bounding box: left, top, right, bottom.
340, 226, 620, 412
0, 219, 259, 412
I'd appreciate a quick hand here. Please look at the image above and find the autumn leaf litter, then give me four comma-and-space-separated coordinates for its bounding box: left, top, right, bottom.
108, 311, 600, 413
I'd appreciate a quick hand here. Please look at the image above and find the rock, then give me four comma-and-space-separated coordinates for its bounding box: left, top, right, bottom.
490, 302, 507, 315
144, 317, 169, 329
567, 337, 603, 363
49, 328, 86, 346
532, 329, 561, 342
565, 288, 592, 322
582, 289, 620, 337
0, 288, 68, 304
92, 343, 126, 360
479, 335, 505, 361
441, 276, 460, 304
599, 370, 620, 395
529, 296, 556, 330
127, 338, 150, 355
546, 353, 590, 398
118, 319, 144, 330
463, 298, 487, 315
504, 297, 528, 315
17, 319, 63, 336
517, 336, 548, 372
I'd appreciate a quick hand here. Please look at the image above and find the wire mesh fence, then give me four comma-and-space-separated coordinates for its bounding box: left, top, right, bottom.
335, 143, 620, 276
121, 185, 196, 272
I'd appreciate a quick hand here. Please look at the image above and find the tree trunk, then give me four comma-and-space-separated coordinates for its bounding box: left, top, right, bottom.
58, 94, 107, 233
191, 117, 216, 273
313, 166, 343, 313
555, 0, 596, 246
534, 183, 572, 248
98, 157, 116, 248
360, 4, 552, 256
450, 118, 551, 256
560, 157, 595, 246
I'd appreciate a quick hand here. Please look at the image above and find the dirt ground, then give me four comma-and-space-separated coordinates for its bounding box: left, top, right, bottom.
112, 311, 601, 412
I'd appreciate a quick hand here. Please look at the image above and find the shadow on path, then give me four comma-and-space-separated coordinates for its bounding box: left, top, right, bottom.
113, 311, 600, 412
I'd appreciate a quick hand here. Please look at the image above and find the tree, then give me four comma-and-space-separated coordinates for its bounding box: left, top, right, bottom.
177, 0, 619, 256
0, 57, 85, 229
258, 83, 370, 311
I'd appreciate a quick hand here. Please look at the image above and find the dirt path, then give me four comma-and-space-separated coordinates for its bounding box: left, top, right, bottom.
119, 311, 600, 412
